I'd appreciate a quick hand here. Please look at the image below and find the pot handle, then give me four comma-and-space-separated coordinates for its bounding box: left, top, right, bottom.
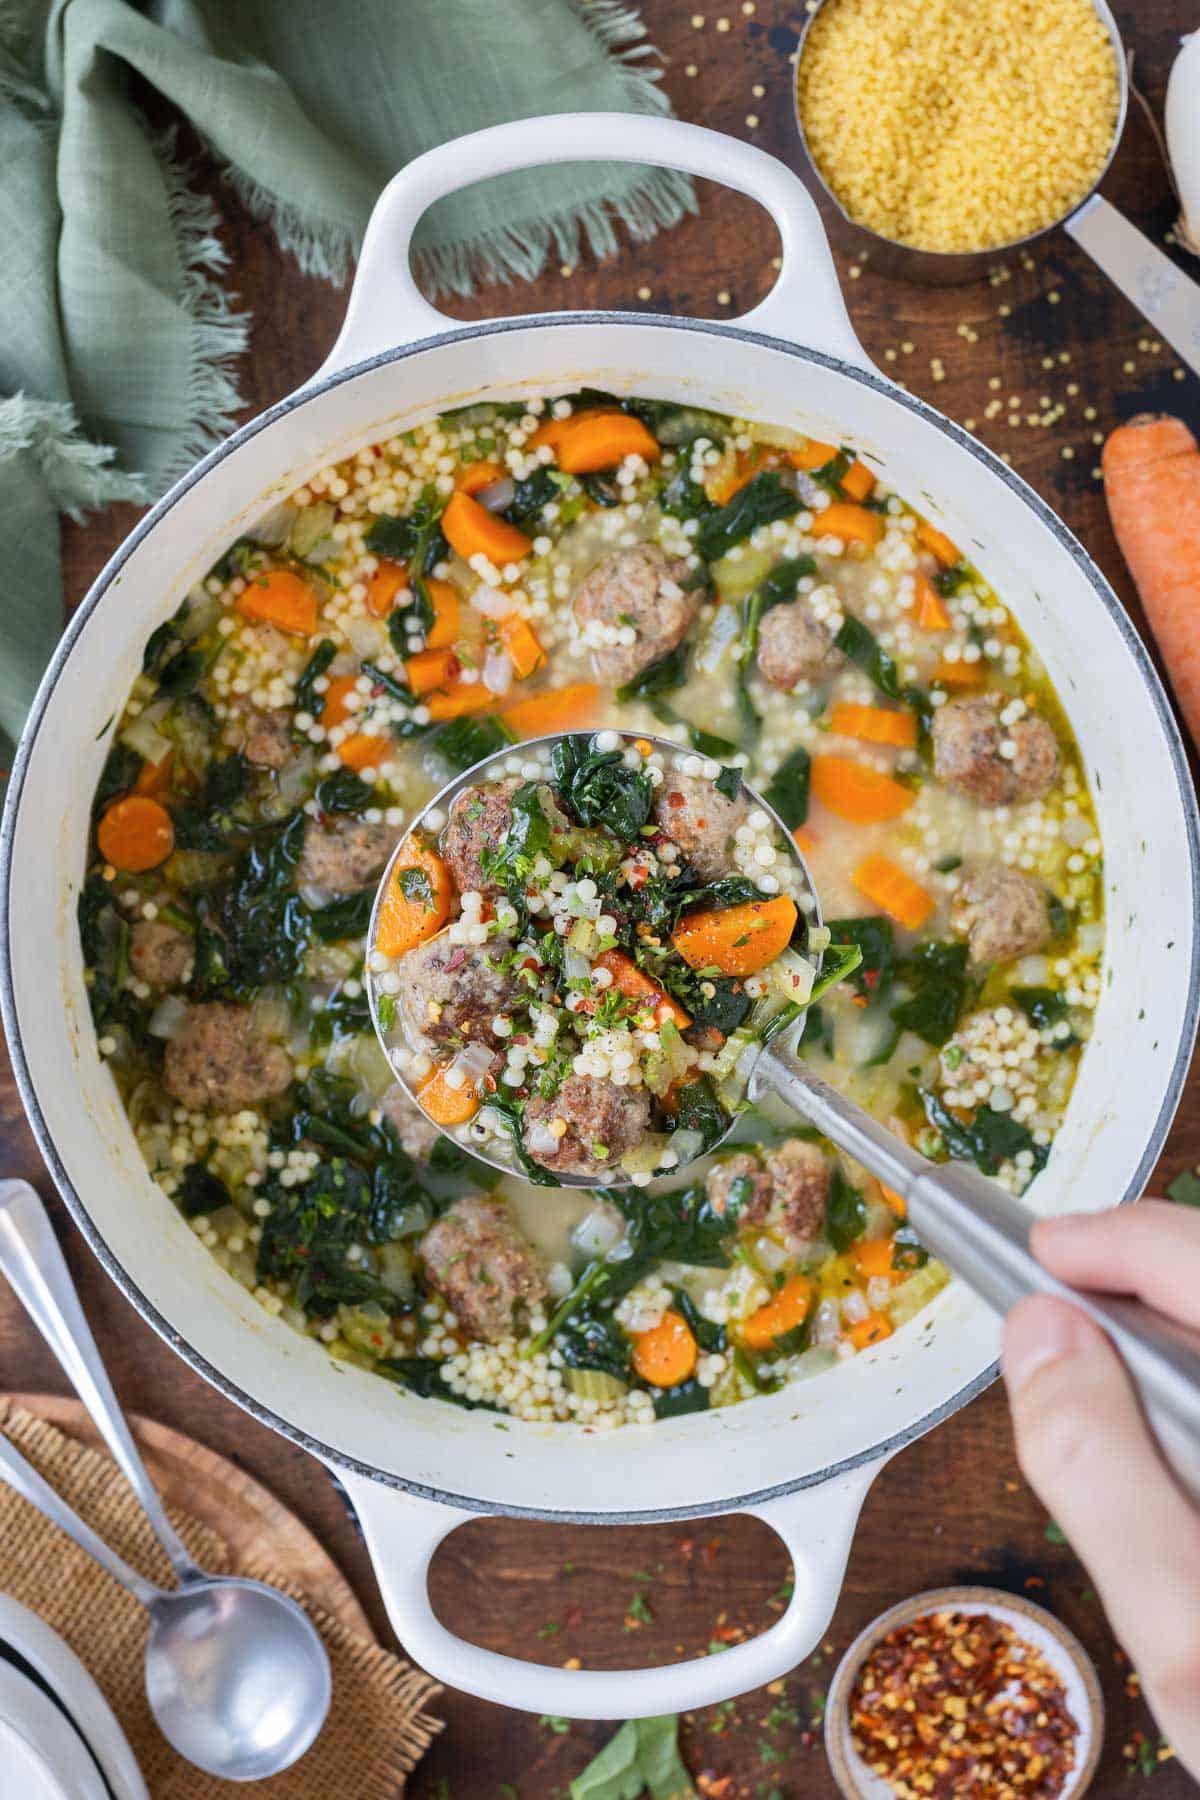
336, 1453, 888, 1720
318, 112, 867, 379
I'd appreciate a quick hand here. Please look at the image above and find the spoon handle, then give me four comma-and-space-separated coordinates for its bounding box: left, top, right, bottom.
756, 1051, 1200, 1499
0, 1180, 204, 1583
0, 1428, 162, 1607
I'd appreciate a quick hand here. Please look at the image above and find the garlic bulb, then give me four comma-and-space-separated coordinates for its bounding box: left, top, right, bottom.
1167, 31, 1200, 256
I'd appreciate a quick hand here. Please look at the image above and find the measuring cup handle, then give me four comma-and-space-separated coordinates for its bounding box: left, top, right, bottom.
1064, 195, 1200, 378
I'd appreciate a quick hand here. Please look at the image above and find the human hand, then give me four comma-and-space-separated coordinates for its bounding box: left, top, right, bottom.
1002, 1200, 1200, 1777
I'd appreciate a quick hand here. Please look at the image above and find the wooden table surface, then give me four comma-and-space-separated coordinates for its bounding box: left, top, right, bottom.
3, 2, 1199, 1794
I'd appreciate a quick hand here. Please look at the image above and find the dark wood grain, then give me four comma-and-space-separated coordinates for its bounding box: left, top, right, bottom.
3, 2, 1199, 1793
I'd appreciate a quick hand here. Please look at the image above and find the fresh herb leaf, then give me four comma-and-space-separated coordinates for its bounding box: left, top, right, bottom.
482, 783, 552, 887
714, 765, 741, 802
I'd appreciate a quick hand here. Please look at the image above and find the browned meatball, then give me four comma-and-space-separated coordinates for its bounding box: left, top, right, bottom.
736, 1139, 831, 1245
705, 1151, 772, 1220
241, 708, 292, 770
380, 1082, 441, 1161
419, 1198, 547, 1343
163, 1003, 292, 1111
573, 544, 698, 685
397, 933, 517, 1058
296, 816, 399, 891
756, 600, 838, 691
442, 779, 521, 896
652, 772, 749, 880
129, 920, 192, 988
523, 1075, 651, 1179
932, 696, 1059, 807
952, 863, 1050, 967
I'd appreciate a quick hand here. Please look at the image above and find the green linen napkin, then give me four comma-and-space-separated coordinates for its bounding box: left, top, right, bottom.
0, 0, 694, 763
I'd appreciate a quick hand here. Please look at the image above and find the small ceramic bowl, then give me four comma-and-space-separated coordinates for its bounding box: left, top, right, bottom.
824, 1585, 1104, 1800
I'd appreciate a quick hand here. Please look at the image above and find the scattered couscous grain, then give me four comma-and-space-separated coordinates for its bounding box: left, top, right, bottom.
796, 0, 1120, 253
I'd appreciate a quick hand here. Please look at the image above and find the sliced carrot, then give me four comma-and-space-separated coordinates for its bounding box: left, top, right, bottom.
912, 571, 952, 632
133, 751, 172, 799
498, 614, 546, 680
235, 568, 318, 637
96, 796, 174, 872
501, 682, 600, 738
841, 459, 876, 502
593, 950, 690, 1030
417, 1066, 481, 1127
740, 1275, 814, 1352
793, 825, 818, 856
672, 895, 798, 978
405, 647, 460, 696
848, 1311, 894, 1350
455, 460, 506, 496
631, 1311, 698, 1388
365, 559, 408, 618
336, 732, 393, 772
424, 578, 461, 651
916, 520, 960, 567
320, 673, 361, 730
442, 490, 532, 566
854, 1238, 900, 1281
707, 446, 765, 506
853, 852, 935, 931
1103, 414, 1200, 748
811, 756, 914, 824
526, 408, 608, 453
813, 502, 883, 549
933, 658, 985, 688
555, 410, 661, 474
880, 1184, 907, 1218
829, 703, 918, 750
787, 438, 838, 471
426, 683, 497, 722
374, 843, 453, 957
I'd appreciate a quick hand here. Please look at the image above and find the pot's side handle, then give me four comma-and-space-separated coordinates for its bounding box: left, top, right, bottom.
318, 112, 868, 380
336, 1453, 889, 1721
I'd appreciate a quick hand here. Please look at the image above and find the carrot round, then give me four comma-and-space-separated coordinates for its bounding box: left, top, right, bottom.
787, 438, 837, 471
853, 852, 935, 930
236, 568, 318, 636
455, 460, 507, 496
554, 411, 661, 474
365, 559, 408, 618
841, 459, 876, 502
829, 703, 917, 750
374, 845, 453, 957
631, 1310, 697, 1387
593, 949, 691, 1030
501, 682, 600, 738
405, 646, 459, 696
741, 1274, 814, 1351
915, 519, 960, 567
498, 613, 545, 680
1103, 414, 1200, 747
848, 1311, 894, 1350
912, 572, 952, 631
424, 578, 461, 651
672, 895, 798, 977
813, 502, 883, 549
811, 756, 914, 824
417, 1066, 481, 1127
442, 490, 532, 566
96, 796, 175, 871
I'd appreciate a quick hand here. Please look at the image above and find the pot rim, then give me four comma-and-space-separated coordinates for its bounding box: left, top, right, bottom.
4, 311, 1197, 1523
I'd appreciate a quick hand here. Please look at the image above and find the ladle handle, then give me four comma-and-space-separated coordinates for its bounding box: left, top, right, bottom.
755, 1052, 1200, 1500
0, 1180, 204, 1583
0, 1428, 162, 1608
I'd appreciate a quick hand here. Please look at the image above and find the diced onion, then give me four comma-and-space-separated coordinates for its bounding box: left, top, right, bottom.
1013, 954, 1049, 986
812, 1297, 841, 1348
476, 476, 516, 512
451, 1042, 495, 1089
572, 1204, 625, 1260
1077, 921, 1104, 958
668, 1127, 705, 1166
346, 616, 390, 659
483, 648, 514, 695
755, 1235, 789, 1272
563, 946, 591, 985
695, 603, 741, 674
249, 501, 296, 546
771, 949, 815, 1006
527, 1120, 560, 1155
147, 995, 189, 1040
470, 586, 516, 619
119, 700, 174, 766
842, 1289, 870, 1325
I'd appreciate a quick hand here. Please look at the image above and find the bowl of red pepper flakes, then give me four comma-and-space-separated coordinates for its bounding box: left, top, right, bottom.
824, 1586, 1104, 1799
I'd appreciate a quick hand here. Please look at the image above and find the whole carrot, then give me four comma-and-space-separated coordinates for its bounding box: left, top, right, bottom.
1103, 413, 1200, 745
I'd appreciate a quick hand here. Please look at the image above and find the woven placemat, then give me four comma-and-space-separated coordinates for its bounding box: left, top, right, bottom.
0, 1404, 441, 1797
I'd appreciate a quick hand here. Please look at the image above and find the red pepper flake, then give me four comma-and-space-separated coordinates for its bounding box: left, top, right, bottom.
850, 1609, 1078, 1799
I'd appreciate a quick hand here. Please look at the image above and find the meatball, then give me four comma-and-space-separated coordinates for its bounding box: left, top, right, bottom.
128, 920, 192, 988
756, 600, 838, 691
419, 1197, 547, 1343
380, 1082, 441, 1161
573, 544, 698, 685
705, 1151, 772, 1220
396, 932, 517, 1057
952, 863, 1050, 968
163, 1003, 292, 1111
652, 772, 749, 880
442, 779, 521, 896
239, 707, 292, 771
736, 1139, 831, 1246
296, 816, 399, 891
523, 1074, 651, 1180
932, 697, 1059, 807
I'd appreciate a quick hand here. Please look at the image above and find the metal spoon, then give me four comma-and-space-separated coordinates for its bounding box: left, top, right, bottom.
367, 730, 1200, 1497
0, 1179, 331, 1781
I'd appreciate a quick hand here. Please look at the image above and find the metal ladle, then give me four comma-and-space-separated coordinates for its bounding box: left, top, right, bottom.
0, 1179, 332, 1781
368, 730, 1200, 1499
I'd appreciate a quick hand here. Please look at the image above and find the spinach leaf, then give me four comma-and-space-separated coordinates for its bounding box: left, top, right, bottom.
934, 561, 971, 597
155, 645, 207, 699
616, 641, 689, 704
360, 661, 413, 706
685, 976, 753, 1036
825, 916, 896, 999
763, 746, 811, 829
428, 1136, 503, 1190
364, 486, 447, 573
825, 1166, 866, 1251
310, 983, 373, 1048
503, 467, 558, 526
313, 769, 374, 814
218, 811, 309, 988
834, 614, 932, 731
552, 735, 653, 841
809, 447, 855, 494
579, 471, 622, 508
648, 704, 738, 759
428, 712, 518, 774
921, 1090, 1049, 1178
308, 891, 373, 943
890, 941, 971, 1048
94, 742, 142, 811
611, 1175, 739, 1270
483, 1092, 561, 1186
295, 640, 336, 715
652, 1379, 710, 1419
376, 1356, 497, 1411
481, 782, 552, 887
892, 1223, 929, 1270
696, 472, 801, 562
1011, 986, 1073, 1041
659, 465, 714, 524
178, 1163, 230, 1218
142, 606, 186, 676
671, 1285, 726, 1353
669, 1077, 729, 1156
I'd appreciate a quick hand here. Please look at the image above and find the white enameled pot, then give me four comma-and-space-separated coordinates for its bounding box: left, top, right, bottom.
3, 115, 1199, 1722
